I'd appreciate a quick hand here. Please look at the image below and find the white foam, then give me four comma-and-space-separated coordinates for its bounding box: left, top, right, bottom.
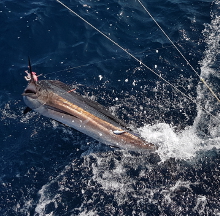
193, 195, 208, 214
139, 123, 203, 162
34, 164, 72, 215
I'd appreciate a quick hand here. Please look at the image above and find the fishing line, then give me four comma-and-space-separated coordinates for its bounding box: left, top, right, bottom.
45, 63, 91, 77
45, 57, 119, 77
45, 41, 200, 77
56, 1, 194, 99
56, 0, 220, 121
136, 0, 220, 104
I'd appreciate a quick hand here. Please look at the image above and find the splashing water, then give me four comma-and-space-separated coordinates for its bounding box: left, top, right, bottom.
139, 0, 220, 162
139, 123, 200, 161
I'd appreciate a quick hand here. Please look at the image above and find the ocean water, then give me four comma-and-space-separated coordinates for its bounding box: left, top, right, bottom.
0, 0, 219, 215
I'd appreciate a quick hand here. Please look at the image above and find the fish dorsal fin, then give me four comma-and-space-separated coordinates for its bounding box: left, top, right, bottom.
49, 80, 72, 91
49, 80, 78, 93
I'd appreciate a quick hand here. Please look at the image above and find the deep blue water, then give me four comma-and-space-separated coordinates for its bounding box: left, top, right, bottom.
0, 0, 220, 215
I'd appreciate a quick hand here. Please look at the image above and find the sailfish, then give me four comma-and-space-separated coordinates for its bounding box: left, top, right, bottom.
22, 58, 156, 151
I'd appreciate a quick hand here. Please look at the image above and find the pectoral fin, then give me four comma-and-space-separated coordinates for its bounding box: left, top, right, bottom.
23, 107, 32, 114
45, 105, 78, 118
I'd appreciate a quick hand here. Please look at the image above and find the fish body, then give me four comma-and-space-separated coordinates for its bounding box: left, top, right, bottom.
23, 62, 156, 151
